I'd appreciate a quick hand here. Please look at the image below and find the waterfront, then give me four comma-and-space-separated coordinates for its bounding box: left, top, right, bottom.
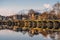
0, 0, 60, 40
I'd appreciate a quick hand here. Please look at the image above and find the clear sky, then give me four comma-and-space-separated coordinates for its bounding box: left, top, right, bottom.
0, 0, 60, 16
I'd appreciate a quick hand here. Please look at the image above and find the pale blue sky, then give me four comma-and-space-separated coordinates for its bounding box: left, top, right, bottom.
0, 0, 59, 8
0, 0, 60, 16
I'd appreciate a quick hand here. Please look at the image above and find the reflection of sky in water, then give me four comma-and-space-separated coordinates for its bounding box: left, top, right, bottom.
0, 29, 52, 40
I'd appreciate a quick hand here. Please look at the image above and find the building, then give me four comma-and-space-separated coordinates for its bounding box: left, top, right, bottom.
28, 9, 35, 20
12, 14, 22, 20
39, 12, 48, 20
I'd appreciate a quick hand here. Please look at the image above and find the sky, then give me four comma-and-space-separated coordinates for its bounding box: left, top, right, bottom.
0, 0, 60, 16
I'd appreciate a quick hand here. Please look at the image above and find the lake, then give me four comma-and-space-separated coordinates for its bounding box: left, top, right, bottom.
0, 29, 52, 40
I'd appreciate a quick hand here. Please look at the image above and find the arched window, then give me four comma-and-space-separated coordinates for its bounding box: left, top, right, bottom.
33, 21, 37, 28
54, 21, 60, 29
7, 21, 12, 26
38, 21, 42, 28
42, 21, 47, 29
29, 21, 33, 28
48, 21, 53, 29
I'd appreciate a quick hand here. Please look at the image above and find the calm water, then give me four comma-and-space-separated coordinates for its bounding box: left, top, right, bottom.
0, 29, 52, 40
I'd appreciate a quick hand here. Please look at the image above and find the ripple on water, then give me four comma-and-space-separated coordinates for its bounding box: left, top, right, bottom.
0, 29, 52, 40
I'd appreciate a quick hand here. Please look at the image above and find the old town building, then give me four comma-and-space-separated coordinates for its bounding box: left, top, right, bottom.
39, 12, 48, 20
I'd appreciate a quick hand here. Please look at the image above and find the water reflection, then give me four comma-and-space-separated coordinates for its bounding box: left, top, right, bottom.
0, 29, 52, 40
